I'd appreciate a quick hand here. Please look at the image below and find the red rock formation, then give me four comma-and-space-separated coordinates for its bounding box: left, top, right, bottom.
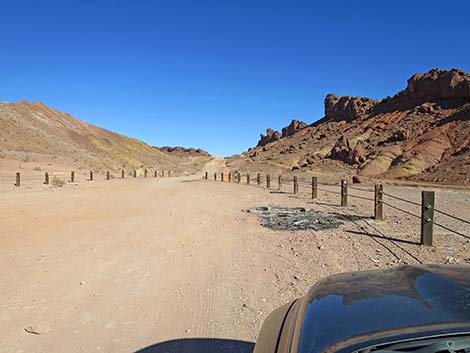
403, 68, 470, 99
325, 94, 379, 120
257, 128, 281, 147
232, 68, 470, 185
281, 120, 308, 137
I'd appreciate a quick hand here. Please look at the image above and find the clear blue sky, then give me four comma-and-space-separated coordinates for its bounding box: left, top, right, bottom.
1, 1, 469, 156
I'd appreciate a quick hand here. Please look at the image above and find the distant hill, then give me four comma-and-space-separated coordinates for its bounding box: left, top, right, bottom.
156, 146, 210, 158
228, 68, 470, 185
0, 100, 211, 174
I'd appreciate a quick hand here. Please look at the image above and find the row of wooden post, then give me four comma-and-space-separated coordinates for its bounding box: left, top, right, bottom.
205, 172, 435, 247
13, 170, 172, 186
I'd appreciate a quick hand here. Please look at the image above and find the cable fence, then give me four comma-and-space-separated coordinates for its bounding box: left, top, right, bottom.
205, 171, 470, 246
0, 168, 175, 188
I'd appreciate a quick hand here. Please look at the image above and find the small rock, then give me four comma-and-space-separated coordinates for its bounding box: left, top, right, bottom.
24, 324, 51, 335
80, 281, 85, 285
352, 175, 362, 184
318, 245, 325, 250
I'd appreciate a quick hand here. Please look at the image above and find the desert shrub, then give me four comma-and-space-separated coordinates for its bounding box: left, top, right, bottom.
52, 177, 65, 187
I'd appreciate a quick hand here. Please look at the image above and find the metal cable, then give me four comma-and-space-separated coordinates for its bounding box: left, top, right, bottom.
348, 185, 374, 193
317, 187, 342, 195
382, 192, 421, 207
381, 201, 421, 219
434, 208, 470, 226
348, 193, 375, 202
433, 221, 469, 240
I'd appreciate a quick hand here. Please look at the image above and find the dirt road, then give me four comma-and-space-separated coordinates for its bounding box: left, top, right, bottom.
1, 175, 469, 353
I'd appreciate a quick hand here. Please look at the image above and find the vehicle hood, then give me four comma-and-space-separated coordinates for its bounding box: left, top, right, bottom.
298, 264, 470, 353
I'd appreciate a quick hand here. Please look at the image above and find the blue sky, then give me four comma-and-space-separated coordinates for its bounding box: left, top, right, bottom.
1, 0, 469, 156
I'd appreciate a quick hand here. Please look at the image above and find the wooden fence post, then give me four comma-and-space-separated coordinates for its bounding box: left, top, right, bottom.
154, 170, 157, 178
144, 170, 148, 178
214, 172, 217, 181
257, 173, 261, 185
90, 171, 93, 181
221, 172, 224, 182
107, 171, 110, 180
247, 173, 250, 184
45, 172, 49, 185
312, 176, 317, 199
122, 170, 125, 179
278, 175, 282, 191
374, 184, 383, 221
420, 191, 435, 246
293, 176, 298, 194
228, 172, 232, 183
71, 171, 75, 183
266, 174, 271, 189
236, 172, 240, 183
15, 172, 20, 187
341, 179, 348, 206
205, 172, 208, 180
134, 170, 137, 178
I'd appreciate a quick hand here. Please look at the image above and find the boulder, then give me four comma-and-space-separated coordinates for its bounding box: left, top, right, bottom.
352, 175, 362, 183
329, 136, 366, 165
329, 135, 351, 161
393, 129, 410, 142
349, 140, 367, 164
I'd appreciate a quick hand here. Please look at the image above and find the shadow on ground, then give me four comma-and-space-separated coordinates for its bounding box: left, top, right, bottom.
346, 230, 420, 245
134, 338, 255, 353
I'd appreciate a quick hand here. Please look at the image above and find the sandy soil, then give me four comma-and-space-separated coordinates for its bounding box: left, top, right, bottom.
0, 173, 469, 353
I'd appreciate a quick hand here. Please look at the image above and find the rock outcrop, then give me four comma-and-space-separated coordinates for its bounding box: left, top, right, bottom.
257, 120, 308, 147
402, 68, 470, 99
325, 94, 379, 120
257, 128, 281, 147
281, 120, 308, 137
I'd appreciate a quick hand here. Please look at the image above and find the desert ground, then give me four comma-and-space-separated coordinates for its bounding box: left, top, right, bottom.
0, 168, 469, 353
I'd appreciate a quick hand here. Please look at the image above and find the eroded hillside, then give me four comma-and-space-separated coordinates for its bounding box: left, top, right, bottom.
0, 101, 212, 174
228, 68, 470, 185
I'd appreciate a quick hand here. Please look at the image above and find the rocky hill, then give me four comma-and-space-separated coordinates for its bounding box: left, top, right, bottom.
157, 146, 210, 158
0, 100, 211, 174
228, 68, 470, 185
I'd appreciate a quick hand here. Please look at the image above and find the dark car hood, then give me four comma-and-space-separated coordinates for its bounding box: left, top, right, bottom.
298, 264, 470, 353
